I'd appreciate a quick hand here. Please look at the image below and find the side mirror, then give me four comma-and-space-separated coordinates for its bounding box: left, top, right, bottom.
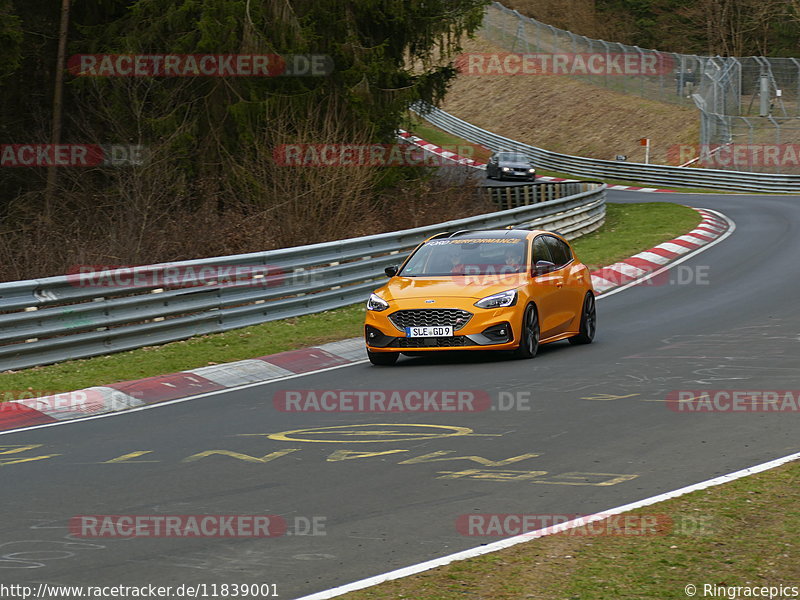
534, 260, 555, 275
384, 265, 399, 277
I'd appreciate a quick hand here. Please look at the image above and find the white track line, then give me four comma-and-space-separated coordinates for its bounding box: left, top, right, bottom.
294, 449, 799, 600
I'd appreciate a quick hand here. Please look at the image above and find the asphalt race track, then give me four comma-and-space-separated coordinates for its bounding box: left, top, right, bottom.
2, 190, 799, 598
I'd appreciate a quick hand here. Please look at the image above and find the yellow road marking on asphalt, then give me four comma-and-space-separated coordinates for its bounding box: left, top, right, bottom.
399, 451, 541, 467
258, 423, 478, 443
0, 444, 61, 466
437, 469, 548, 481
102, 451, 159, 463
182, 448, 301, 463
535, 472, 640, 486
326, 449, 409, 461
435, 469, 638, 485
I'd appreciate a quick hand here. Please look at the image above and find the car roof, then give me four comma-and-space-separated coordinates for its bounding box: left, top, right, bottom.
429, 229, 563, 241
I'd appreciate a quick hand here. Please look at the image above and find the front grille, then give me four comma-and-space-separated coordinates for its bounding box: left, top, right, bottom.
389, 336, 473, 348
389, 309, 473, 332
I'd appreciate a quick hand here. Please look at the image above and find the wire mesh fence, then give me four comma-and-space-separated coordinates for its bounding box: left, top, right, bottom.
480, 2, 800, 172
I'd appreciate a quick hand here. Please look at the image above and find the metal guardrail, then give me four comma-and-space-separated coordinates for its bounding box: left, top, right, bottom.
414, 104, 800, 192
481, 181, 605, 238
0, 182, 605, 371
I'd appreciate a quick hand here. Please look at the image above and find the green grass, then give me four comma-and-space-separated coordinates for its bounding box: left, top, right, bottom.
0, 203, 699, 394
572, 202, 701, 270
339, 460, 800, 600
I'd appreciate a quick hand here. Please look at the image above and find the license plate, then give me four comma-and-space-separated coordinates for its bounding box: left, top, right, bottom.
405, 326, 453, 337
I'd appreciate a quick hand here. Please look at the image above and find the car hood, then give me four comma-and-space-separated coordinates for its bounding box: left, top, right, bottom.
375, 275, 528, 301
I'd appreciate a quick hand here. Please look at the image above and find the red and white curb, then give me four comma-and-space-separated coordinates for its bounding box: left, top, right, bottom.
590, 208, 730, 294
0, 341, 367, 433
398, 129, 677, 192
0, 209, 732, 434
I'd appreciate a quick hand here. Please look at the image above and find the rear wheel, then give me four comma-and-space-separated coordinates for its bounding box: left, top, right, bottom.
569, 292, 596, 345
368, 350, 399, 366
513, 305, 539, 359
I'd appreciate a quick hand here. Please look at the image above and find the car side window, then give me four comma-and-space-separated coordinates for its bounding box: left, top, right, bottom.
543, 235, 572, 268
532, 236, 553, 272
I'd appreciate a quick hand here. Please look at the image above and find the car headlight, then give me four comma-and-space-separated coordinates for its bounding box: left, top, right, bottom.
367, 293, 390, 311
474, 289, 518, 309
501, 166, 511, 171
528, 168, 536, 173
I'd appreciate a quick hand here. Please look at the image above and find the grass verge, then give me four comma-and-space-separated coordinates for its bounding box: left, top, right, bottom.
572, 202, 701, 270
0, 203, 700, 394
337, 460, 799, 600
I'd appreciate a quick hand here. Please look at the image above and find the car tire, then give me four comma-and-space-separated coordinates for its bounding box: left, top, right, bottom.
368, 350, 399, 366
512, 304, 539, 359
568, 292, 596, 345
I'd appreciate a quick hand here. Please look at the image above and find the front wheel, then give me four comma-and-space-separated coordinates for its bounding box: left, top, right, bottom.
368, 350, 399, 366
512, 305, 539, 359
569, 292, 596, 345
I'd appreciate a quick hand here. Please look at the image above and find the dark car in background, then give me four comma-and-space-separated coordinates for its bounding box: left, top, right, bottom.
486, 151, 537, 181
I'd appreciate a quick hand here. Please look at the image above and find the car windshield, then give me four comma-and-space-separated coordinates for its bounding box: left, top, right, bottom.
497, 153, 528, 163
399, 238, 529, 276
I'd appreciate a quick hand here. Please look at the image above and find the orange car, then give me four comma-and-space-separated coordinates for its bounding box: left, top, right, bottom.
364, 229, 596, 365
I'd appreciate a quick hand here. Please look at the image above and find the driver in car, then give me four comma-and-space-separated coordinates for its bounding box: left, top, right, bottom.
502, 247, 524, 273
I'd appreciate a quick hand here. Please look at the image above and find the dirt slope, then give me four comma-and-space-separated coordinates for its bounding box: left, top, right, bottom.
440, 35, 699, 165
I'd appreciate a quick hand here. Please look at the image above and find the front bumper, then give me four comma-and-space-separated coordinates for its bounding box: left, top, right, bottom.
500, 170, 535, 179
365, 304, 524, 352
